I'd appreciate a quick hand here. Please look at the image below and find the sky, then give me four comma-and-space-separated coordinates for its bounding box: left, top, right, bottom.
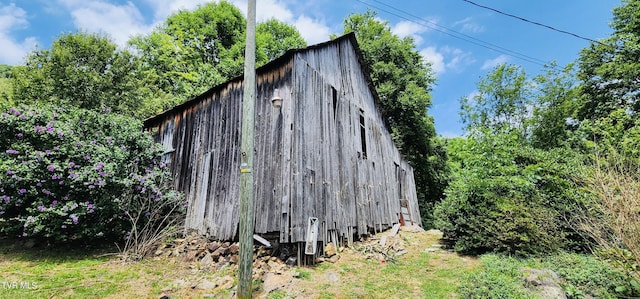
0, 0, 622, 137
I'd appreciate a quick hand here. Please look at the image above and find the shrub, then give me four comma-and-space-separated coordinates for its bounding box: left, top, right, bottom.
435, 133, 589, 255
459, 253, 640, 299
0, 105, 184, 244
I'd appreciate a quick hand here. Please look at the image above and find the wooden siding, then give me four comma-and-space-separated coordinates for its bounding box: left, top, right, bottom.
144, 33, 421, 244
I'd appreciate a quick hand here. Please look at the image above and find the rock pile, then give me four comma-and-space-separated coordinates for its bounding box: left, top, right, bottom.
152, 231, 285, 280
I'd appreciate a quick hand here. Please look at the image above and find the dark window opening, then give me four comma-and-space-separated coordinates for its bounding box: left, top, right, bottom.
359, 109, 367, 159
332, 86, 338, 119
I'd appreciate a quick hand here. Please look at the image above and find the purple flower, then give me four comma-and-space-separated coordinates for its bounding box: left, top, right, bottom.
68, 173, 78, 179
68, 162, 75, 168
2, 195, 10, 204
53, 146, 59, 151
106, 137, 113, 143
52, 174, 59, 180
57, 131, 64, 137
45, 150, 52, 155
18, 189, 26, 195
37, 205, 45, 211
16, 133, 23, 137
59, 181, 64, 185
88, 185, 95, 189
6, 170, 13, 175
76, 142, 82, 146
34, 126, 45, 133
6, 149, 18, 154
10, 107, 19, 115
85, 155, 91, 160
90, 141, 97, 145
96, 162, 104, 170
36, 182, 41, 187
99, 171, 105, 177
52, 200, 58, 206
42, 189, 51, 195
46, 126, 54, 132
47, 164, 55, 172
87, 203, 94, 209
22, 233, 27, 237
61, 225, 66, 229
70, 214, 78, 225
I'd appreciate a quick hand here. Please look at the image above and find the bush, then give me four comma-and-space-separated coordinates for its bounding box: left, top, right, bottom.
0, 105, 184, 244
459, 253, 640, 299
435, 133, 589, 255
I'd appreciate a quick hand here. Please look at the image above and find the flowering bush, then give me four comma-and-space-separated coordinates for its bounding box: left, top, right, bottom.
0, 105, 184, 243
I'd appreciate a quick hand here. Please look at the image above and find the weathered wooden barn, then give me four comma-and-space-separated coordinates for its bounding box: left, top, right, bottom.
144, 33, 421, 252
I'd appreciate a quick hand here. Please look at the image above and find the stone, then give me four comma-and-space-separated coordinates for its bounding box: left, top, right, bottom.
328, 255, 340, 263
218, 276, 234, 290
325, 271, 340, 284
196, 280, 217, 290
324, 243, 337, 257
228, 243, 240, 254
523, 268, 567, 299
206, 242, 220, 252
200, 253, 214, 268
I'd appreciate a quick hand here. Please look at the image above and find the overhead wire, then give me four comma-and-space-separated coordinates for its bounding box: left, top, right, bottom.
354, 0, 572, 70
461, 0, 606, 46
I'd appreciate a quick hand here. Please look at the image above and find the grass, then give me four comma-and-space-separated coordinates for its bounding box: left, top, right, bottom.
6, 229, 631, 299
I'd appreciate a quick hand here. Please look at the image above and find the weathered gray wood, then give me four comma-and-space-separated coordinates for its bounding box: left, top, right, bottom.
144, 33, 421, 245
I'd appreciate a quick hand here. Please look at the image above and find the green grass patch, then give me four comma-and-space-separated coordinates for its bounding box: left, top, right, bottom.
459, 252, 640, 299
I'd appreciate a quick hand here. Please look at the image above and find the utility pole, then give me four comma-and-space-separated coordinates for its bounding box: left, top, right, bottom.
238, 0, 256, 298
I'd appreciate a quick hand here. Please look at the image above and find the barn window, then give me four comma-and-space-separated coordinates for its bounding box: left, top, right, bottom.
332, 86, 338, 119
359, 109, 367, 159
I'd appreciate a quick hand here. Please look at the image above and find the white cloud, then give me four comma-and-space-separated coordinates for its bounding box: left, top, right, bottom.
481, 54, 509, 70
142, 0, 211, 21
293, 15, 331, 45
58, 1, 152, 46
453, 17, 484, 33
239, 0, 331, 45
0, 3, 37, 64
420, 47, 445, 74
392, 20, 428, 44
420, 46, 475, 75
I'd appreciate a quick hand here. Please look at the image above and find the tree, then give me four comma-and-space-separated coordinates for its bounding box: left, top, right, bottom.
257, 19, 307, 61
130, 1, 305, 105
577, 0, 640, 124
460, 63, 533, 139
0, 64, 12, 109
12, 32, 158, 117
130, 1, 245, 101
339, 11, 445, 227
530, 63, 579, 149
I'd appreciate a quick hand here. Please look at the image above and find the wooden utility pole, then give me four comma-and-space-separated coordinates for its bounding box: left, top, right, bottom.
238, 0, 256, 298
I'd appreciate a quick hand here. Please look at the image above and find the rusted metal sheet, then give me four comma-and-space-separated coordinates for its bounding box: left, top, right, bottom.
144, 33, 421, 244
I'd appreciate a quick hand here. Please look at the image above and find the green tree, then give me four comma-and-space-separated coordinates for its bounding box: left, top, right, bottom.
0, 64, 12, 109
130, 1, 245, 101
12, 32, 159, 117
257, 19, 307, 61
575, 0, 640, 160
339, 11, 445, 227
460, 63, 533, 139
530, 63, 579, 149
130, 2, 305, 105
577, 0, 640, 123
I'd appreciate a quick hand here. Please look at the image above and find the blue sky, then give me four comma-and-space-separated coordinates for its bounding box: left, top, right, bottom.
0, 0, 621, 136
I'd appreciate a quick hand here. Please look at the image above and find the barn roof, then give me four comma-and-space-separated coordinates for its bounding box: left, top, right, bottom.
143, 32, 387, 129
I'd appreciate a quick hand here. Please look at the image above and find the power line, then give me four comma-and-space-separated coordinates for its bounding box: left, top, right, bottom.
356, 0, 558, 69
462, 0, 605, 46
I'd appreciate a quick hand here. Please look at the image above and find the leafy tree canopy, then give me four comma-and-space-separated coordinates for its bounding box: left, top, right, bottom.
11, 32, 161, 117
130, 1, 305, 104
